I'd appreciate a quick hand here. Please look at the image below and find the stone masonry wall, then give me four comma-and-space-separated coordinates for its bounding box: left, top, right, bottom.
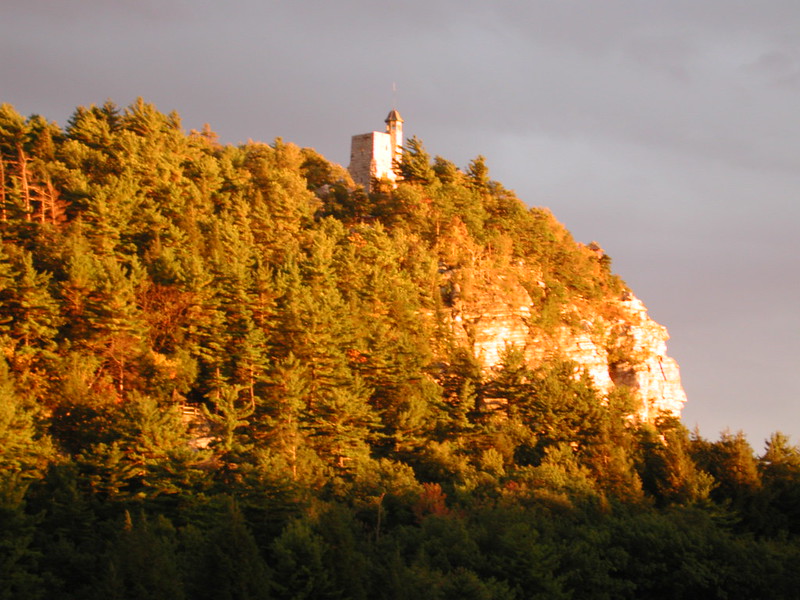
348, 131, 394, 190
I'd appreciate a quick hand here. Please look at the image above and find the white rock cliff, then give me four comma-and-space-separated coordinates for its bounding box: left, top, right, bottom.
443, 267, 687, 421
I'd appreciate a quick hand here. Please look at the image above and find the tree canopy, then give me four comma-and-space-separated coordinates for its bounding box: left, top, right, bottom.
0, 100, 798, 598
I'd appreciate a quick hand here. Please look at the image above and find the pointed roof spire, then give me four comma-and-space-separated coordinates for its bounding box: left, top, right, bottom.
385, 109, 403, 123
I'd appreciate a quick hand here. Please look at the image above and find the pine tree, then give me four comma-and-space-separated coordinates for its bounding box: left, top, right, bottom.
0, 104, 34, 223
466, 155, 490, 192
0, 357, 51, 478
691, 430, 761, 507
98, 511, 185, 600
0, 247, 62, 352
758, 432, 800, 534
187, 498, 272, 600
305, 378, 380, 473
398, 136, 435, 185
0, 475, 44, 600
261, 354, 311, 480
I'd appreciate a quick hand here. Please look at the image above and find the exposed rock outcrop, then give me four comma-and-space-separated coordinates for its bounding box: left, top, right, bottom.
442, 267, 687, 421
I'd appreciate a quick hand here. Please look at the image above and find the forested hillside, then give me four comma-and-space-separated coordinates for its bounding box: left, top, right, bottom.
2, 100, 800, 599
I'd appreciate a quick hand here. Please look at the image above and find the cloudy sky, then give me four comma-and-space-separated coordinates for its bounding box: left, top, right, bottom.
4, 0, 799, 448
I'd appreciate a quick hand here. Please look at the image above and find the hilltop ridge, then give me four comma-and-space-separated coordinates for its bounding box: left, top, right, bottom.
5, 99, 800, 600
0, 98, 686, 472
341, 110, 686, 421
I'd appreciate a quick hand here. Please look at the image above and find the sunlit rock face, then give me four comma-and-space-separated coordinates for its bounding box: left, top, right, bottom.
443, 268, 687, 421
605, 294, 687, 420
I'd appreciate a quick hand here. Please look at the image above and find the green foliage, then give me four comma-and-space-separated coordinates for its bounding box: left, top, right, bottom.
398, 136, 435, 185
432, 156, 461, 185
188, 498, 272, 600
636, 420, 715, 506
0, 100, 798, 597
466, 155, 490, 192
99, 511, 185, 600
757, 432, 800, 534
0, 476, 44, 600
691, 430, 761, 508
0, 357, 52, 477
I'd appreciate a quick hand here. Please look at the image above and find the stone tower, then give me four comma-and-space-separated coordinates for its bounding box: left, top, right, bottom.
348, 109, 404, 191
385, 109, 403, 165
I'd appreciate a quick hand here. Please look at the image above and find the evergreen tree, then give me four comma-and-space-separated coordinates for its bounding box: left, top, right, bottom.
260, 353, 312, 480
466, 155, 490, 192
0, 475, 44, 600
98, 511, 185, 600
398, 136, 435, 185
757, 432, 800, 534
0, 357, 51, 478
692, 430, 761, 508
187, 498, 272, 600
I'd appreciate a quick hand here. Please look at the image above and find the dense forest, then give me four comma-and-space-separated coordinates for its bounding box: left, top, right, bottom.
1, 99, 800, 599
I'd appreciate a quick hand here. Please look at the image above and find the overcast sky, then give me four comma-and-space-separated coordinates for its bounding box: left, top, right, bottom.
4, 0, 799, 448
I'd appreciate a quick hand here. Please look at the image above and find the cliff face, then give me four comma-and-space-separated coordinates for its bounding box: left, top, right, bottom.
444, 266, 686, 421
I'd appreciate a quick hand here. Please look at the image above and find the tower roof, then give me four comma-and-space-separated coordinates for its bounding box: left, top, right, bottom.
385, 109, 403, 123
